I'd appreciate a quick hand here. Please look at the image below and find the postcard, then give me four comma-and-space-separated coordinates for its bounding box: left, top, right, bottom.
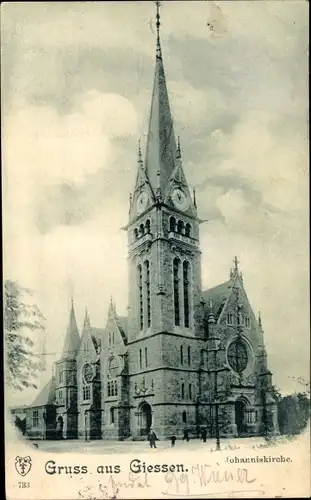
2, 1, 310, 499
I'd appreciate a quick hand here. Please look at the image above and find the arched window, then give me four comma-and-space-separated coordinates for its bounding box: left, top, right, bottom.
181, 383, 185, 399
137, 265, 143, 330
173, 258, 180, 326
145, 219, 151, 234
110, 407, 115, 424
111, 380, 115, 396
112, 332, 115, 345
134, 228, 139, 240
189, 383, 192, 400
108, 381, 111, 397
114, 380, 118, 396
182, 411, 187, 423
185, 223, 191, 237
145, 260, 151, 327
139, 349, 142, 370
180, 345, 184, 365
187, 346, 191, 366
169, 216, 176, 232
109, 333, 111, 346
177, 220, 184, 234
139, 223, 145, 237
226, 313, 233, 325
183, 261, 190, 328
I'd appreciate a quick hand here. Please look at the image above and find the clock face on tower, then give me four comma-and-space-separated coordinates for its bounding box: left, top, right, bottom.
136, 191, 149, 214
171, 188, 189, 211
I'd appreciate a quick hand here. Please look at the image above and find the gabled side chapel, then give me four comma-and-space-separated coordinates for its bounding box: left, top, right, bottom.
12, 5, 278, 441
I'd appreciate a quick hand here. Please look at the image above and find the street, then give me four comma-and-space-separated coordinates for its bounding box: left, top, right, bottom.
28, 435, 269, 454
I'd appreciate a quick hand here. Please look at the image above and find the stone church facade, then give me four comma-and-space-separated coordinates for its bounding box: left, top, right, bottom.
11, 11, 278, 441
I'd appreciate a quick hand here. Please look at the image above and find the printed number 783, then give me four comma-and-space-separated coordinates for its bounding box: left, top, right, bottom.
18, 482, 30, 488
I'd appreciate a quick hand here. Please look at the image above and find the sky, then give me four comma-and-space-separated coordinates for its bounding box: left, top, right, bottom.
2, 1, 309, 404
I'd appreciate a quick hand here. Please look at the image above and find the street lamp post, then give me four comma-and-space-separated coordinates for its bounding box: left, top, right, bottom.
214, 376, 221, 451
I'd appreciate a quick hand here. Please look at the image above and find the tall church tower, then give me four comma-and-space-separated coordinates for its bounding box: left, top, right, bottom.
126, 3, 204, 439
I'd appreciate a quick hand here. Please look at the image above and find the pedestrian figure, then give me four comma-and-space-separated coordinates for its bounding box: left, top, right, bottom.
148, 427, 157, 448
170, 435, 176, 447
183, 427, 190, 442
201, 427, 207, 443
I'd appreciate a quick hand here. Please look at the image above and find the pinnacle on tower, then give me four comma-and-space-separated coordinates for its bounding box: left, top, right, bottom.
208, 298, 216, 324
83, 307, 91, 329
193, 188, 197, 209
61, 299, 80, 360
258, 310, 263, 329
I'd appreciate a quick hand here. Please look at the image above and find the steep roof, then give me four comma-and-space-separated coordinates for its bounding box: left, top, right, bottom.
61, 301, 80, 360
115, 316, 127, 344
91, 327, 105, 353
31, 376, 56, 407
201, 281, 232, 321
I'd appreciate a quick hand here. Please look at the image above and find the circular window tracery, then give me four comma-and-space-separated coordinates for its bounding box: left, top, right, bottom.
227, 340, 248, 373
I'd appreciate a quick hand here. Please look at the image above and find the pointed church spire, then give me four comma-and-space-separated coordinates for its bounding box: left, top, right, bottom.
61, 299, 80, 360
144, 1, 178, 198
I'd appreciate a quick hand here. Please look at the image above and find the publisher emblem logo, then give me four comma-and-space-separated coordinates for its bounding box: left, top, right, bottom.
15, 456, 32, 476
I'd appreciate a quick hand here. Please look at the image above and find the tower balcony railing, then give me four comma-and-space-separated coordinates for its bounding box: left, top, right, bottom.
168, 231, 198, 247
131, 232, 153, 250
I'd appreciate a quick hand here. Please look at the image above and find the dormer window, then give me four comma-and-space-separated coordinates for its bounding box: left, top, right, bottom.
245, 316, 251, 328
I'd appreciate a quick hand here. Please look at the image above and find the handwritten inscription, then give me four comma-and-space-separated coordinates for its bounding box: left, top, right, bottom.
163, 465, 256, 497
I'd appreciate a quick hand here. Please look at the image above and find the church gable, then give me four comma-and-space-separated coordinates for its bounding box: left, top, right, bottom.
102, 315, 127, 354
76, 324, 97, 366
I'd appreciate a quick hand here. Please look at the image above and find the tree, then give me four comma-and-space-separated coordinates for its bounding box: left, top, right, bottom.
277, 392, 310, 436
4, 280, 45, 391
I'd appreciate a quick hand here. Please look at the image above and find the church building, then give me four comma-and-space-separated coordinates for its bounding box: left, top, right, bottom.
11, 5, 278, 441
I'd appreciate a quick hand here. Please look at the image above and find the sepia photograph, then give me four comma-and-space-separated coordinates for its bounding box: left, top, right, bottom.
2, 1, 310, 498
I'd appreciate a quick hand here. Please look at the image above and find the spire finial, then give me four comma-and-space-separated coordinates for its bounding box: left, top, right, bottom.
233, 256, 239, 271
155, 1, 162, 58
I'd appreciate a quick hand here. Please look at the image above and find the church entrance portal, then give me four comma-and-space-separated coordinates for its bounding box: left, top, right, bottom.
235, 400, 247, 436
138, 402, 152, 436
